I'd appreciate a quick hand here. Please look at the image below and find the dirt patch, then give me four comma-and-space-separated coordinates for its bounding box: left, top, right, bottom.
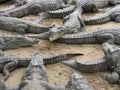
0, 2, 120, 90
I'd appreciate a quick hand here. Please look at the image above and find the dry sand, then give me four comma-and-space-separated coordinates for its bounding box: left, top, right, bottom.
0, 1, 120, 90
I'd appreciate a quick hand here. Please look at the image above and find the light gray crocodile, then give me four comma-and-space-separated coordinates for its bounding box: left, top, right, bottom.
0, 52, 83, 83
0, 53, 65, 90
0, 0, 27, 13
66, 72, 94, 90
84, 5, 120, 25
0, 34, 39, 50
67, 0, 120, 13
0, 0, 69, 18
61, 42, 120, 84
0, 16, 53, 34
26, 27, 120, 45
48, 7, 86, 41
33, 5, 76, 23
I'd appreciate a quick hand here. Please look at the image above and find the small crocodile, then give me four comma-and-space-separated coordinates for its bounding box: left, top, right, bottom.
26, 27, 120, 45
66, 72, 94, 90
49, 8, 86, 41
0, 16, 53, 34
0, 34, 39, 50
68, 0, 120, 13
84, 5, 120, 25
33, 5, 76, 23
61, 43, 120, 84
0, 53, 65, 90
1, 0, 69, 17
0, 52, 83, 83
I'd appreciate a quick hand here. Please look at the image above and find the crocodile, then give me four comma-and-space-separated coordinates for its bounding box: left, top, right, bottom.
0, 34, 39, 50
49, 8, 86, 41
0, 52, 83, 83
26, 27, 120, 45
33, 5, 76, 23
0, 16, 53, 34
67, 0, 120, 13
0, 53, 65, 90
84, 5, 120, 25
61, 42, 120, 84
0, 0, 69, 18
66, 72, 94, 90
0, 0, 27, 13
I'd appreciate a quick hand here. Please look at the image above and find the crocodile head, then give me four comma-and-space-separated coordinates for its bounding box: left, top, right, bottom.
15, 0, 27, 7
70, 72, 91, 90
102, 43, 120, 70
49, 26, 67, 41
20, 53, 47, 90
2, 35, 39, 49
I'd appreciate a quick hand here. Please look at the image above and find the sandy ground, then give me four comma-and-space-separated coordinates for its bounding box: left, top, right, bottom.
0, 1, 120, 90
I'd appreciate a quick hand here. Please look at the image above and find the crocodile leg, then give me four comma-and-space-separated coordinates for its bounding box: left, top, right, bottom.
111, 12, 120, 23
33, 12, 50, 23
15, 24, 28, 34
41, 81, 65, 90
95, 33, 115, 44
77, 15, 86, 32
0, 61, 18, 83
104, 72, 119, 84
0, 38, 7, 50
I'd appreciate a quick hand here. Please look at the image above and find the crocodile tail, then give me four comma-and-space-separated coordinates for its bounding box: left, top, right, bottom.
43, 53, 83, 65
61, 57, 107, 73
84, 13, 111, 25
48, 5, 75, 18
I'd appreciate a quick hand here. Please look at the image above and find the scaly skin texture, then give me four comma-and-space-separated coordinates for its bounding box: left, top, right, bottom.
0, 53, 65, 90
49, 8, 86, 41
0, 52, 83, 83
0, 0, 27, 13
0, 16, 53, 34
84, 5, 120, 25
67, 72, 94, 90
0, 34, 39, 50
1, 0, 68, 17
33, 5, 76, 23
61, 43, 120, 84
26, 27, 120, 45
68, 0, 120, 13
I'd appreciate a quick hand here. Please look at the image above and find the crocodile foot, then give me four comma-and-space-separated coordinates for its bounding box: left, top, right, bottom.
104, 72, 119, 84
